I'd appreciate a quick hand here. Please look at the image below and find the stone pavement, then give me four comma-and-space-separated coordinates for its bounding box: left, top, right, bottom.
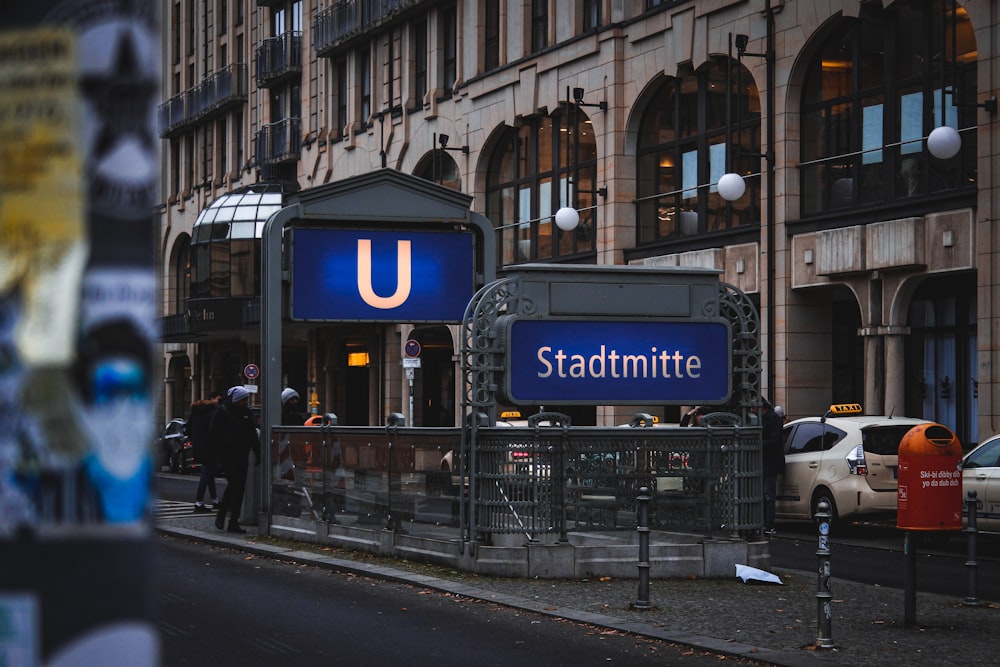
154, 502, 998, 666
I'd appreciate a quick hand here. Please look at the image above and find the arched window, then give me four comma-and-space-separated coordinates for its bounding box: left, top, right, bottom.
486, 109, 597, 266
635, 58, 761, 245
800, 0, 978, 216
414, 151, 462, 191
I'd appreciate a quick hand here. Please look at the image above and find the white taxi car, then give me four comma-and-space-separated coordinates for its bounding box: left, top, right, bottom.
961, 434, 1000, 531
777, 403, 940, 523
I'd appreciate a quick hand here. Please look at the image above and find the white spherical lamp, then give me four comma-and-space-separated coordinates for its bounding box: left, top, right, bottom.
554, 206, 580, 231
927, 125, 962, 160
717, 172, 746, 201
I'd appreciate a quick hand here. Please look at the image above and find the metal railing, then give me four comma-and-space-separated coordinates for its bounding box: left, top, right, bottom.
158, 63, 248, 136
253, 117, 302, 167
473, 418, 760, 541
267, 416, 762, 542
255, 32, 303, 86
313, 0, 419, 54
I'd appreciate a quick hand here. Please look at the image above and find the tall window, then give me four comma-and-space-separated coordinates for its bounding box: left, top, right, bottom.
583, 0, 601, 31
174, 236, 191, 314
800, 0, 977, 217
635, 59, 760, 245
186, 0, 195, 56
218, 0, 227, 34
170, 140, 181, 196
530, 0, 548, 53
172, 3, 181, 65
333, 58, 348, 137
484, 0, 500, 70
234, 109, 244, 171
216, 117, 227, 179
486, 110, 597, 266
439, 5, 457, 98
358, 48, 371, 123
412, 20, 427, 103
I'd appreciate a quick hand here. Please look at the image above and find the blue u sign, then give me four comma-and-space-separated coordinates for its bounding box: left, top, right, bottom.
505, 319, 732, 404
291, 228, 474, 321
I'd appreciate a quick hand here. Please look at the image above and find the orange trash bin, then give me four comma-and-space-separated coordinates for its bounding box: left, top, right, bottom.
896, 423, 963, 531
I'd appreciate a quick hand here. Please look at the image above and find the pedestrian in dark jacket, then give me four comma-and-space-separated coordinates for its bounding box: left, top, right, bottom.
210, 386, 261, 533
281, 387, 307, 425
188, 391, 223, 512
760, 400, 785, 535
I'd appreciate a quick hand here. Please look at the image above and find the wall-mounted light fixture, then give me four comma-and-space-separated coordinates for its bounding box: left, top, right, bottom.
555, 87, 607, 234
719, 32, 773, 203
572, 86, 607, 111
927, 0, 997, 160
435, 132, 469, 154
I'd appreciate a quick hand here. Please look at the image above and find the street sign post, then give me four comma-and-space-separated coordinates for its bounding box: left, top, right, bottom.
403, 339, 421, 421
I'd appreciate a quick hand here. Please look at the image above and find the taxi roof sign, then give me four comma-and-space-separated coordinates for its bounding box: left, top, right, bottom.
827, 403, 863, 416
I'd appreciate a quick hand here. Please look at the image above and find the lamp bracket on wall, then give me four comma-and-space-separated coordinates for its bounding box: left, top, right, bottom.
943, 89, 998, 115
435, 132, 469, 154
572, 87, 607, 111
734, 34, 771, 62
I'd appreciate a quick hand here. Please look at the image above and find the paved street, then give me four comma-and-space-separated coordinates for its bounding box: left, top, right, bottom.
157, 535, 760, 666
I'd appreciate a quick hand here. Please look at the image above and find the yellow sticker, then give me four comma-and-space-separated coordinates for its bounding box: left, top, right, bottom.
0, 28, 84, 250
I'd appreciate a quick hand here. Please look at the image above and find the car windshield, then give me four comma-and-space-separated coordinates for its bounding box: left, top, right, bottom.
860, 425, 917, 456
965, 440, 1000, 468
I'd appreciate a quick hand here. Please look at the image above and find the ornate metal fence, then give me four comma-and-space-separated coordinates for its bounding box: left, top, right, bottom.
459, 270, 763, 546
473, 414, 761, 542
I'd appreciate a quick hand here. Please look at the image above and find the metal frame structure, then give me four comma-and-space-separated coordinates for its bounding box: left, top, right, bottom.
459, 268, 763, 547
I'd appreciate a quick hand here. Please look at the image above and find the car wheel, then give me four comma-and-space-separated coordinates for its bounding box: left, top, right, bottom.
811, 488, 838, 525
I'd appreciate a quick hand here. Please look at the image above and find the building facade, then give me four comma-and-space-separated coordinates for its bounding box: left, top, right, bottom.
159, 0, 1000, 447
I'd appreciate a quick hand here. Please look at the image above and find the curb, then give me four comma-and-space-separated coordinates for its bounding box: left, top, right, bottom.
155, 524, 821, 666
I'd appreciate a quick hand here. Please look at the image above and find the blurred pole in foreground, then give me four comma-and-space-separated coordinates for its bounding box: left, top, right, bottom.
0, 2, 160, 665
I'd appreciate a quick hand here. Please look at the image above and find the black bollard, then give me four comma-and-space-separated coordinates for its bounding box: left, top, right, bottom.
633, 486, 652, 610
964, 490, 982, 607
814, 500, 834, 649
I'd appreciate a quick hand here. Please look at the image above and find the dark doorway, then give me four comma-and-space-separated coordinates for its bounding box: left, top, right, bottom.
345, 366, 370, 425
410, 326, 455, 426
831, 291, 863, 405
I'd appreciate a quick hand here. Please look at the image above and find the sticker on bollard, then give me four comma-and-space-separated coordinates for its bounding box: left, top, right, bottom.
897, 423, 963, 531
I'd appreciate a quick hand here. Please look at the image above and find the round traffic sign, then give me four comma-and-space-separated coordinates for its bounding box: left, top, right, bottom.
404, 339, 421, 358
244, 363, 260, 380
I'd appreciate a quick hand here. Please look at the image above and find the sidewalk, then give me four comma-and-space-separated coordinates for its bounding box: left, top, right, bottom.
155, 506, 997, 666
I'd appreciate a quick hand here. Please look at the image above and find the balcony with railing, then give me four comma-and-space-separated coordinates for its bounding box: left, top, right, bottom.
313, 0, 420, 55
255, 32, 303, 87
254, 117, 302, 168
158, 63, 248, 137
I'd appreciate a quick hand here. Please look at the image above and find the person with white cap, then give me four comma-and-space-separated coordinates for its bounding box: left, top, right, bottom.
281, 386, 306, 425
208, 385, 260, 533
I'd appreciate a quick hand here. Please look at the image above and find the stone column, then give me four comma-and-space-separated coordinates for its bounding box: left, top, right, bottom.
861, 326, 885, 414
883, 326, 909, 416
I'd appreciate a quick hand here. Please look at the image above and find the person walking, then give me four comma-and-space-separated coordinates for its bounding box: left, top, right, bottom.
187, 391, 223, 512
760, 400, 785, 536
210, 386, 260, 533
281, 387, 306, 425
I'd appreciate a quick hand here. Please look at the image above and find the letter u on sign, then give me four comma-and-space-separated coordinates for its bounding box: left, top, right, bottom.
356, 239, 411, 309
